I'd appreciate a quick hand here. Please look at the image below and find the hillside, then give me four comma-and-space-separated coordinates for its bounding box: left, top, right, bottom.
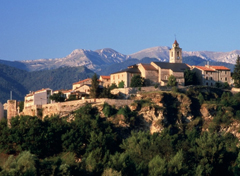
0, 64, 94, 103
1, 87, 240, 175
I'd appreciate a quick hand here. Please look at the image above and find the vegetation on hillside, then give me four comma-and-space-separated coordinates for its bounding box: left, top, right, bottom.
1, 87, 240, 175
0, 64, 94, 103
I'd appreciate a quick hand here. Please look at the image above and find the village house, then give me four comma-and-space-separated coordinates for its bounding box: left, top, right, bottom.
192, 64, 231, 86
110, 65, 141, 87
24, 88, 52, 109
99, 75, 111, 87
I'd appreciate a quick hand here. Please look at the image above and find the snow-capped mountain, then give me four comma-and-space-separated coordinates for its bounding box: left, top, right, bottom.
19, 48, 130, 71
130, 46, 240, 64
0, 46, 239, 72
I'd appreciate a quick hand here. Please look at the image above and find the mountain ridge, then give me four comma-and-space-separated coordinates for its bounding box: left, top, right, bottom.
0, 46, 239, 73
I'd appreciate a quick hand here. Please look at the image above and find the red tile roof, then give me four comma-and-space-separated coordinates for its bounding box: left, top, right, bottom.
73, 78, 91, 85
209, 66, 230, 71
194, 66, 215, 71
100, 75, 110, 79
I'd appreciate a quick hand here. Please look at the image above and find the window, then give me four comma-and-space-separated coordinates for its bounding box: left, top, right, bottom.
225, 71, 227, 74
225, 77, 227, 81
206, 77, 208, 80
177, 51, 180, 57
206, 82, 208, 86
210, 77, 212, 80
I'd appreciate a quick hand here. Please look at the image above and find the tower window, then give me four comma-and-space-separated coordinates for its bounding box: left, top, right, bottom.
177, 51, 180, 57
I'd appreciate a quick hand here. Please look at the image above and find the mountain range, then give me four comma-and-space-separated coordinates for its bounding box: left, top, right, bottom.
0, 46, 239, 103
0, 46, 239, 73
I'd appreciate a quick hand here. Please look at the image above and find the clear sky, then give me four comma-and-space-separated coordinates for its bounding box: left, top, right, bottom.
0, 0, 239, 61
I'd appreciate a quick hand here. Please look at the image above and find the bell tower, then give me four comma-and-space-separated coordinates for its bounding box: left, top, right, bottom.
169, 40, 182, 63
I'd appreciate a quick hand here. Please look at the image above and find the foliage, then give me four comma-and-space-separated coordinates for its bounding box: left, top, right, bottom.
1, 88, 240, 175
130, 75, 144, 87
184, 69, 197, 86
233, 55, 240, 88
118, 80, 125, 88
90, 73, 100, 98
50, 92, 65, 102
109, 83, 118, 90
67, 94, 77, 101
167, 75, 176, 87
18, 101, 24, 112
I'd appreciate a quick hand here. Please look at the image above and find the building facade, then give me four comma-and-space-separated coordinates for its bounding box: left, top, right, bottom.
192, 65, 231, 86
24, 88, 52, 109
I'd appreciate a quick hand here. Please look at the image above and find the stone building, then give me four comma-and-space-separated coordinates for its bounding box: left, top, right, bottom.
99, 75, 111, 87
192, 65, 231, 86
110, 40, 190, 87
24, 88, 52, 109
151, 62, 189, 86
110, 65, 141, 87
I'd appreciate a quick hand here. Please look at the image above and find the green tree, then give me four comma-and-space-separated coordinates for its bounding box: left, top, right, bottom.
167, 75, 176, 87
130, 75, 144, 87
90, 73, 100, 98
18, 101, 24, 112
109, 83, 117, 90
50, 92, 65, 102
118, 80, 125, 88
184, 69, 197, 86
233, 55, 240, 88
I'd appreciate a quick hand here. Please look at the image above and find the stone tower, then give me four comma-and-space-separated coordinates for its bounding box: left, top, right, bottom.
169, 40, 182, 63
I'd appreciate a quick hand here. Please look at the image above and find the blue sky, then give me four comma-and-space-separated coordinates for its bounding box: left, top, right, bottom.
0, 0, 239, 61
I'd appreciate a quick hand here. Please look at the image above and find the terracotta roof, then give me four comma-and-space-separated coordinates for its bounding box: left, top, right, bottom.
209, 66, 230, 71
35, 88, 51, 93
194, 66, 215, 71
100, 75, 110, 79
73, 78, 91, 85
173, 40, 179, 45
140, 64, 158, 71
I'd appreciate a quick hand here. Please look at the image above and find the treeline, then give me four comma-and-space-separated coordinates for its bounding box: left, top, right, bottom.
1, 88, 240, 175
0, 64, 94, 103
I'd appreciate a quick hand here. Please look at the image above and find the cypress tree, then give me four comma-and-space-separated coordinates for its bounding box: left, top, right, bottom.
90, 73, 99, 98
233, 55, 240, 88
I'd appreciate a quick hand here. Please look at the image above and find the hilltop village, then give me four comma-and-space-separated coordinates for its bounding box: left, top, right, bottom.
3, 41, 240, 176
3, 40, 234, 120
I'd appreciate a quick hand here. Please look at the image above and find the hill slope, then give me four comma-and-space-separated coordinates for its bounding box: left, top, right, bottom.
0, 64, 94, 103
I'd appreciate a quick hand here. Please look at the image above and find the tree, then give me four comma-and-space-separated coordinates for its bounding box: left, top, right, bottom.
118, 80, 125, 88
233, 55, 240, 88
184, 69, 197, 86
109, 83, 118, 90
18, 101, 24, 112
130, 75, 144, 87
90, 73, 100, 98
167, 75, 176, 87
50, 92, 65, 102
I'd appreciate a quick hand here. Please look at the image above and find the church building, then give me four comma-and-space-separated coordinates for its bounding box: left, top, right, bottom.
110, 40, 190, 87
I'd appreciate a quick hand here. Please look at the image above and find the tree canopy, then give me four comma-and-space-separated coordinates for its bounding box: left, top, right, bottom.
90, 73, 100, 98
233, 55, 240, 88
130, 75, 144, 87
167, 75, 176, 87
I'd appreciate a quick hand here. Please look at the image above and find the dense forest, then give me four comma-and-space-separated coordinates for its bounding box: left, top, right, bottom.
1, 87, 240, 175
0, 64, 94, 103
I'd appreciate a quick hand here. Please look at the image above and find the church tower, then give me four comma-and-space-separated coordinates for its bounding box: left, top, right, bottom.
169, 40, 182, 63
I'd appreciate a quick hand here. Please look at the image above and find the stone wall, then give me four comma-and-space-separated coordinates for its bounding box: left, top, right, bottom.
7, 100, 17, 122
22, 98, 134, 118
